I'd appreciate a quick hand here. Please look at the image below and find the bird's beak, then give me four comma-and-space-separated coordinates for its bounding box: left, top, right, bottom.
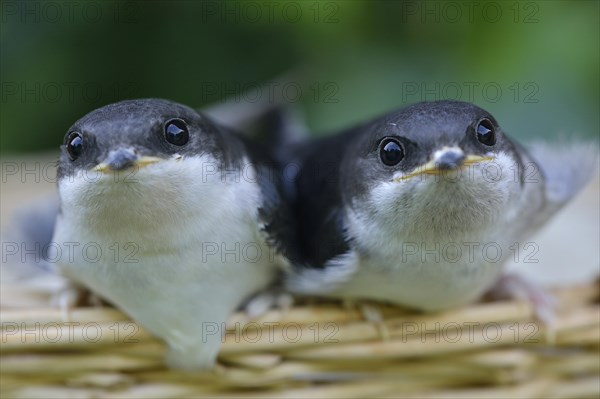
92, 148, 163, 173
393, 147, 494, 182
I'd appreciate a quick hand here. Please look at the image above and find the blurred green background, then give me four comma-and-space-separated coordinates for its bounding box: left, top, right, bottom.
1, 0, 598, 153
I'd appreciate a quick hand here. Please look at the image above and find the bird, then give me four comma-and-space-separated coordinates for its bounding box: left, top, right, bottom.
50, 98, 293, 370
284, 100, 597, 315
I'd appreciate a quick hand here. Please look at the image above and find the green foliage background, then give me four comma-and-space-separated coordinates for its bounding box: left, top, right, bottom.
1, 0, 598, 153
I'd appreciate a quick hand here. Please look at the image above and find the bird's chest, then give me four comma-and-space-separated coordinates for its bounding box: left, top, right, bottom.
334, 224, 516, 311
53, 203, 276, 316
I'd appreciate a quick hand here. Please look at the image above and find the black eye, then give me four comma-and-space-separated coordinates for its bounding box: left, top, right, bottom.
379, 138, 405, 166
66, 132, 84, 160
476, 118, 496, 146
165, 118, 189, 146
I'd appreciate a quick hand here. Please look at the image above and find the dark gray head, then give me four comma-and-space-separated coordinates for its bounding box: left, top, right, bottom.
337, 101, 527, 239
55, 99, 266, 235
340, 100, 522, 199
58, 99, 243, 179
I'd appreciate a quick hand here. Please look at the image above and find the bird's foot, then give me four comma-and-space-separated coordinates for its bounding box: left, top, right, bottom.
486, 273, 556, 340
240, 287, 294, 320
51, 283, 104, 321
343, 299, 391, 341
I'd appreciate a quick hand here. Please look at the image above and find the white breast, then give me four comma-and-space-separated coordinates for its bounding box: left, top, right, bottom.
53, 154, 279, 369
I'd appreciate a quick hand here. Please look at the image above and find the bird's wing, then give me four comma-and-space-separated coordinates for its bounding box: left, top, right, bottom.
201, 68, 310, 142
1, 195, 63, 285
526, 139, 598, 227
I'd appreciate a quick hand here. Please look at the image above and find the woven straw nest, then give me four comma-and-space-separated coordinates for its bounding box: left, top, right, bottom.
1, 279, 598, 399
